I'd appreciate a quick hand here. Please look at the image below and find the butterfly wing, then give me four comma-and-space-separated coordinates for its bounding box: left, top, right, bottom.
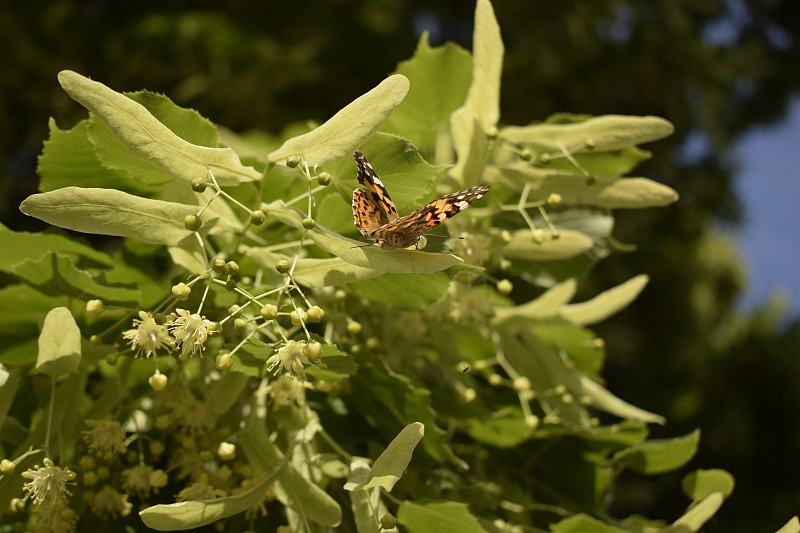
352, 188, 383, 238
372, 185, 490, 249
354, 150, 398, 223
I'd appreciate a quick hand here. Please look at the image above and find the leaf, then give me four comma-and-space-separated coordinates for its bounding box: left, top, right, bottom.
239, 383, 342, 527
670, 492, 724, 532
449, 107, 489, 187
500, 114, 674, 154
0, 223, 114, 271
13, 253, 140, 305
140, 469, 283, 531
502, 228, 594, 261
776, 517, 800, 533
36, 307, 81, 378
206, 371, 250, 416
20, 187, 196, 245
268, 75, 410, 165
383, 34, 472, 155
304, 345, 357, 381
485, 165, 679, 208
464, 0, 504, 130
561, 274, 649, 325
351, 360, 455, 464
349, 273, 450, 309
464, 407, 530, 448
615, 430, 698, 474
551, 514, 630, 533
58, 70, 259, 186
294, 257, 382, 287
492, 279, 577, 325
0, 285, 66, 338
681, 469, 735, 501
579, 375, 666, 425
397, 501, 487, 533
345, 422, 424, 492
37, 119, 153, 194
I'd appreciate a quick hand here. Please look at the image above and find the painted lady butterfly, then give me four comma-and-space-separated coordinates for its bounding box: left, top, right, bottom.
352, 150, 489, 250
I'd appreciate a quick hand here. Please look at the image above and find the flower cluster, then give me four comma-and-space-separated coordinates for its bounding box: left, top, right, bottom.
122, 309, 215, 359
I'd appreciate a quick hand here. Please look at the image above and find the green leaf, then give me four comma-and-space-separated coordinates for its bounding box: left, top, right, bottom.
304, 346, 357, 381
492, 279, 578, 324
139, 467, 284, 530
36, 307, 81, 378
579, 375, 666, 425
500, 114, 674, 154
552, 514, 630, 533
0, 285, 67, 338
38, 119, 153, 194
502, 229, 594, 261
615, 430, 699, 474
485, 165, 679, 208
239, 384, 342, 527
541, 145, 652, 176
206, 371, 250, 416
57, 70, 258, 186
776, 517, 800, 533
561, 274, 649, 325
365, 422, 424, 491
464, 407, 530, 448
0, 223, 114, 272
464, 0, 504, 130
20, 187, 197, 245
681, 469, 735, 501
397, 501, 487, 533
351, 360, 455, 464
670, 492, 724, 532
13, 253, 140, 305
383, 34, 472, 155
268, 75, 410, 165
345, 422, 424, 492
349, 273, 450, 309
449, 107, 488, 187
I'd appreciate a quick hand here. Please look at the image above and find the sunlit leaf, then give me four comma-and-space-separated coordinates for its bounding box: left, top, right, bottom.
681, 469, 735, 501
268, 75, 410, 165
384, 34, 472, 155
58, 70, 259, 186
398, 501, 487, 533
485, 165, 679, 208
36, 307, 81, 378
464, 0, 504, 130
502, 229, 594, 261
561, 275, 649, 325
349, 273, 450, 309
21, 187, 199, 245
500, 115, 674, 154
345, 423, 424, 492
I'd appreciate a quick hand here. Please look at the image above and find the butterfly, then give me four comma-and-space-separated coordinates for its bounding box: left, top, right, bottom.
352, 150, 489, 250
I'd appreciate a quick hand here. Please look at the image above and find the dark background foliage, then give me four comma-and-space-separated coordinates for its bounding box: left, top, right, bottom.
2, 1, 799, 530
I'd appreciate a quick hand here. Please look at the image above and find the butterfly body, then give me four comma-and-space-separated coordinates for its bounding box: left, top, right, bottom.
352, 150, 489, 250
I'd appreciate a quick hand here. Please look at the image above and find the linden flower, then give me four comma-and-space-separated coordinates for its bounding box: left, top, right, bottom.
89, 485, 132, 519
122, 311, 173, 358
82, 419, 126, 459
21, 458, 76, 507
169, 308, 215, 358
30, 504, 78, 533
269, 374, 306, 408
121, 465, 160, 498
266, 340, 309, 378
176, 473, 227, 501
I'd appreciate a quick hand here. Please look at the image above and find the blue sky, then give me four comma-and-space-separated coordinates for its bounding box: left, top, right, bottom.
733, 97, 800, 317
